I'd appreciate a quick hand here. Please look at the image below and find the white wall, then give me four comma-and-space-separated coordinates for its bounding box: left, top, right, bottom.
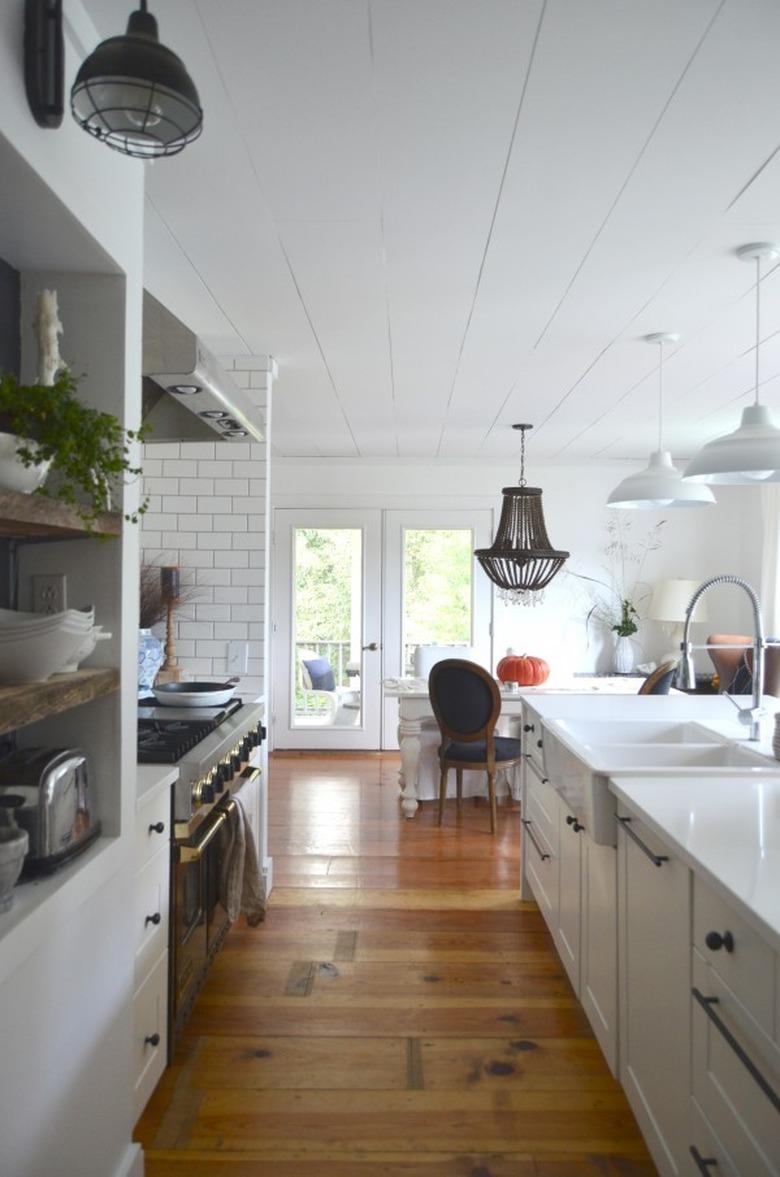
0, 5, 145, 1176
140, 360, 272, 700
273, 458, 762, 742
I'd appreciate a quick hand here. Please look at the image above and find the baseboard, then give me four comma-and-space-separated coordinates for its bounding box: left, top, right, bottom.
114, 1142, 143, 1177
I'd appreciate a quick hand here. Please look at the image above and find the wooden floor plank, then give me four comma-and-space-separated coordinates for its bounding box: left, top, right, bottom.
138, 751, 655, 1176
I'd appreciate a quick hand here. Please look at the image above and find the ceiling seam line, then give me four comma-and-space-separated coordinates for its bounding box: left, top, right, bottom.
727, 139, 780, 211
145, 194, 254, 354
530, 0, 728, 354
192, 0, 361, 457
532, 223, 777, 451
434, 0, 548, 459
367, 0, 400, 458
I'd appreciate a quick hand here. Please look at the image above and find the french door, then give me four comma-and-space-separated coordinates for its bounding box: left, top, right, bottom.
381, 509, 493, 749
272, 506, 494, 750
273, 509, 383, 750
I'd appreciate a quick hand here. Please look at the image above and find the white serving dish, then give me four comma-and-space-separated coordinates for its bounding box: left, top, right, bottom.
0, 433, 51, 495
0, 625, 91, 683
60, 628, 112, 673
0, 606, 93, 631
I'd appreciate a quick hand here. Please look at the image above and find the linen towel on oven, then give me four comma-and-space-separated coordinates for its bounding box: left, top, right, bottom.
221, 792, 266, 925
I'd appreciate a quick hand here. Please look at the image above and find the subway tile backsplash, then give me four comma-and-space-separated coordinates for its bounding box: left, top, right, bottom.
140, 361, 271, 700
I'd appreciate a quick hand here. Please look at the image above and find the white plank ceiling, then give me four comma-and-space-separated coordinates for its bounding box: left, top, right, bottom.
87, 0, 780, 461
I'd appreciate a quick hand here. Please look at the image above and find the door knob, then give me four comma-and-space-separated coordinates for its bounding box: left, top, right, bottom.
362, 641, 379, 651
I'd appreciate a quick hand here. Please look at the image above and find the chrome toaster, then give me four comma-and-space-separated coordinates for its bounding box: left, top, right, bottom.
0, 748, 100, 875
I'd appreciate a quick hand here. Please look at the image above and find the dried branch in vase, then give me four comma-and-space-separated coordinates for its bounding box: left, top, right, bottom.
139, 563, 200, 628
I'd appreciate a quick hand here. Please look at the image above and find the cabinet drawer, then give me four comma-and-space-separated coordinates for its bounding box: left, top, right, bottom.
522, 708, 544, 772
525, 758, 559, 855
133, 951, 168, 1123
693, 874, 776, 1039
692, 951, 780, 1174
135, 788, 171, 872
523, 816, 557, 929
134, 847, 170, 989
688, 1098, 739, 1176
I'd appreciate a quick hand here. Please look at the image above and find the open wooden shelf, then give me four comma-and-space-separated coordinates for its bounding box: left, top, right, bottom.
0, 667, 120, 736
0, 489, 121, 540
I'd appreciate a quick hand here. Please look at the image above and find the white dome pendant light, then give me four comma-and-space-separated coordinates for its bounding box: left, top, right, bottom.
607, 334, 716, 509
685, 242, 780, 484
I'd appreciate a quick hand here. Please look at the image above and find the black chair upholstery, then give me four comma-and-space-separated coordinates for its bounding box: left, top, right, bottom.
638, 661, 678, 695
428, 658, 524, 834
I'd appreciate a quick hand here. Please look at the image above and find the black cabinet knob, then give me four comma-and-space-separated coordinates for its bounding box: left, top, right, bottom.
542, 777, 550, 784
566, 815, 585, 832
144, 1033, 160, 1048
705, 930, 734, 953
145, 912, 162, 927
148, 821, 165, 835
523, 723, 534, 733
537, 739, 543, 749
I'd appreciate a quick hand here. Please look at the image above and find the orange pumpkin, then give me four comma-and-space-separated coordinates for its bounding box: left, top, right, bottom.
496, 652, 550, 686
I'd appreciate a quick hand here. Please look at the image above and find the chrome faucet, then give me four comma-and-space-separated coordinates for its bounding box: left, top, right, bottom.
676, 575, 766, 740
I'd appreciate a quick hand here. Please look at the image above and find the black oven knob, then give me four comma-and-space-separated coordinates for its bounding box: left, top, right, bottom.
231, 750, 242, 772
242, 735, 252, 759
210, 767, 225, 794
259, 724, 266, 743
220, 757, 234, 783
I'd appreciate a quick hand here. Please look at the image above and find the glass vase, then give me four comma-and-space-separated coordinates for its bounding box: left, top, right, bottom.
138, 628, 164, 697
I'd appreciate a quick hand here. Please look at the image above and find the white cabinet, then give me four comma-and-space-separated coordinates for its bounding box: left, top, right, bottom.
689, 878, 780, 1175
132, 785, 170, 1122
556, 790, 582, 993
581, 833, 618, 1074
617, 805, 691, 1176
522, 753, 618, 1072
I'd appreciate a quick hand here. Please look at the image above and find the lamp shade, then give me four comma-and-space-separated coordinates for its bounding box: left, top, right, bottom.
70, 6, 202, 158
683, 404, 780, 484
607, 450, 716, 509
648, 579, 710, 624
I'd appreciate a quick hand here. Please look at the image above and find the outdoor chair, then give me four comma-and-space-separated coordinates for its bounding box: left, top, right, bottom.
428, 658, 524, 834
299, 650, 360, 724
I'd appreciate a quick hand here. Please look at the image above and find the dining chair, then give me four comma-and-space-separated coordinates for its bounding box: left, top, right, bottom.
637, 661, 678, 695
428, 659, 524, 834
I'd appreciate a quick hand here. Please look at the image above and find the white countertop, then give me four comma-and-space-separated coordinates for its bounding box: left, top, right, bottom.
136, 763, 179, 807
609, 773, 780, 954
383, 675, 663, 698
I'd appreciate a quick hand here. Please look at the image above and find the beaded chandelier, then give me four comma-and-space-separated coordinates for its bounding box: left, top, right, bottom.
475, 424, 569, 605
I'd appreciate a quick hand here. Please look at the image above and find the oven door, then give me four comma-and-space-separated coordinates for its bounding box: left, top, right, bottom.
206, 797, 239, 953
172, 800, 234, 1038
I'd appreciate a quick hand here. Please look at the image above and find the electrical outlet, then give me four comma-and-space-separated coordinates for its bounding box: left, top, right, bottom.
227, 640, 249, 675
32, 573, 67, 615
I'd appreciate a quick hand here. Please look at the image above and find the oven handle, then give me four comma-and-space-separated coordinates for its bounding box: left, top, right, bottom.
236, 766, 261, 789
178, 799, 237, 864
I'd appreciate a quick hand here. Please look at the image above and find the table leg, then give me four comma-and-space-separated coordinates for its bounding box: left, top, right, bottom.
398, 715, 422, 819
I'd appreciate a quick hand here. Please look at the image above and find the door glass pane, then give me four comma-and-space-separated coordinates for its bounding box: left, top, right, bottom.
292, 527, 363, 728
402, 529, 473, 675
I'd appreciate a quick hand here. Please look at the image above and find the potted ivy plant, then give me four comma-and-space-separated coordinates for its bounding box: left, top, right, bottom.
0, 369, 148, 530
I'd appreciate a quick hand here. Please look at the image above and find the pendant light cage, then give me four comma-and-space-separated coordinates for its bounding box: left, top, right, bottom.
475, 424, 569, 605
70, 1, 202, 158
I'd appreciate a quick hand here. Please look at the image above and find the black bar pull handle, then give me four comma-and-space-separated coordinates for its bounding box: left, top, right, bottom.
689, 1145, 718, 1173
692, 988, 780, 1114
616, 815, 669, 867
522, 819, 550, 861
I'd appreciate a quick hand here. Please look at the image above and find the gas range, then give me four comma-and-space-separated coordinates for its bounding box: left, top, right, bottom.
137, 697, 265, 831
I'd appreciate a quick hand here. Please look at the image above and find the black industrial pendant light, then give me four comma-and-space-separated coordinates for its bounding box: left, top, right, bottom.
70, 1, 202, 158
475, 424, 569, 605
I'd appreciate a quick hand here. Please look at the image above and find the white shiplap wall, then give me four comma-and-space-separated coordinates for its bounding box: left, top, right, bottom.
140, 359, 272, 699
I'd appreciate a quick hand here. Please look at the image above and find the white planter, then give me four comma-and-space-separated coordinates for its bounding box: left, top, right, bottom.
0, 433, 51, 494
613, 634, 635, 675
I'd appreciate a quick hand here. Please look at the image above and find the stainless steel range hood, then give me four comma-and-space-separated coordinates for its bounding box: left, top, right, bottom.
142, 291, 264, 443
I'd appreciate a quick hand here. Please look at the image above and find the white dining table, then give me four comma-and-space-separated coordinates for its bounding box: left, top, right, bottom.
383, 675, 652, 818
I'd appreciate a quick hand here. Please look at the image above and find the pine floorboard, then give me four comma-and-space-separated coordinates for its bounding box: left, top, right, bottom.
137, 752, 656, 1175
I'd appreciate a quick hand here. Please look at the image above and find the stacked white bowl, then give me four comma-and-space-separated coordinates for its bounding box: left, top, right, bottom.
0, 606, 96, 683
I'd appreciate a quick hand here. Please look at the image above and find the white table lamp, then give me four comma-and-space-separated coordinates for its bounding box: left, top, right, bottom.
648, 578, 710, 664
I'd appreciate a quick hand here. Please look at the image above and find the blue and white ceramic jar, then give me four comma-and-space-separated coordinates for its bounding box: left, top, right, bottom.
138, 628, 164, 696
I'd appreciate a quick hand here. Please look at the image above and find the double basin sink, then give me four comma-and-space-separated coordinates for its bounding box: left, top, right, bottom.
540, 719, 780, 845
